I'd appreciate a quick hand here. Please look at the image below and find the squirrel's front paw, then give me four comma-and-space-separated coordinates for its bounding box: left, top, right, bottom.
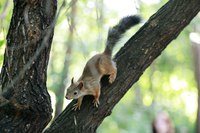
72, 103, 81, 111
93, 99, 100, 108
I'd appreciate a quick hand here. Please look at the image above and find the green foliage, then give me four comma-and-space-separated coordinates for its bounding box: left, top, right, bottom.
0, 0, 13, 65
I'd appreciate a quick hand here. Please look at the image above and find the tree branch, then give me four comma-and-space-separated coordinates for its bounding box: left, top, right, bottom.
45, 0, 200, 132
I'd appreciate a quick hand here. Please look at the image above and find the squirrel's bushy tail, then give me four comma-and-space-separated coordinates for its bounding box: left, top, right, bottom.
104, 15, 141, 56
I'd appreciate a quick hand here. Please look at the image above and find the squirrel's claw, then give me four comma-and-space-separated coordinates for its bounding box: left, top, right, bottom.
72, 103, 81, 111
93, 99, 100, 108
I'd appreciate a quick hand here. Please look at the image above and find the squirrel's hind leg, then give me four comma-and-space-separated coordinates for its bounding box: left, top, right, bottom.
108, 60, 117, 84
92, 85, 100, 108
99, 56, 117, 83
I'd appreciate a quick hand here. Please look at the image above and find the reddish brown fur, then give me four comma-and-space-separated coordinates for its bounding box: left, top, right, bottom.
65, 52, 116, 110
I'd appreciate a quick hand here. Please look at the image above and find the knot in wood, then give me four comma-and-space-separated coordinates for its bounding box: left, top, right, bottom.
27, 26, 41, 44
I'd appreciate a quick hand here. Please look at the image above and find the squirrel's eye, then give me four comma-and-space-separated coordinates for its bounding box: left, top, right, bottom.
74, 92, 77, 95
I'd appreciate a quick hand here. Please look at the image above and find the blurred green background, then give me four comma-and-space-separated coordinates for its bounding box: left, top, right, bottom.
0, 0, 200, 132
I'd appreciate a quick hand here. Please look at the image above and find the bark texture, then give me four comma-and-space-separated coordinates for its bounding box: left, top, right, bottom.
0, 0, 57, 132
45, 0, 200, 132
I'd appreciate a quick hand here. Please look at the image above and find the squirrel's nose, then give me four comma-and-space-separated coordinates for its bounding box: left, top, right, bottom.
65, 96, 69, 99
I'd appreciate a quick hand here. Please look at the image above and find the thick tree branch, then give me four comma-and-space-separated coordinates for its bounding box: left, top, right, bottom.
45, 0, 200, 132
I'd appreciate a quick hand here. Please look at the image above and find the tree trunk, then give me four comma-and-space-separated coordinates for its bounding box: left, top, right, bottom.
45, 0, 200, 132
0, 0, 57, 132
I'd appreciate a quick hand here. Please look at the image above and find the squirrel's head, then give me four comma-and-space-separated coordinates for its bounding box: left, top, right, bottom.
65, 77, 84, 100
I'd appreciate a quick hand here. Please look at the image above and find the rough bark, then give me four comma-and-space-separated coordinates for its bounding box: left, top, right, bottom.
45, 0, 200, 132
0, 0, 57, 132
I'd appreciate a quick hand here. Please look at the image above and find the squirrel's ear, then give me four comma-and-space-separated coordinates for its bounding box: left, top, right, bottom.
78, 82, 83, 90
71, 77, 74, 84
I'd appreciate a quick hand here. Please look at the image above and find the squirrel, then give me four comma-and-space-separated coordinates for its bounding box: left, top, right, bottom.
65, 15, 141, 110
